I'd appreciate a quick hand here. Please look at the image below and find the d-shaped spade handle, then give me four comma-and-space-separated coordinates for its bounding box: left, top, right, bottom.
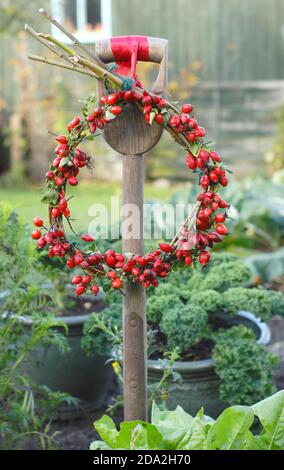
95, 36, 168, 155
95, 36, 168, 94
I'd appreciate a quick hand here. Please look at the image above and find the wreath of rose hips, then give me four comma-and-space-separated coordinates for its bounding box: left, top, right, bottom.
32, 88, 230, 297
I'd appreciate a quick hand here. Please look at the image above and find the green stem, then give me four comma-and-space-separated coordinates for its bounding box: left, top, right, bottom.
38, 33, 76, 57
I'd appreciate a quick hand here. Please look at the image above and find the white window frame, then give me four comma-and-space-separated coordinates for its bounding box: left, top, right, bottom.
51, 0, 112, 44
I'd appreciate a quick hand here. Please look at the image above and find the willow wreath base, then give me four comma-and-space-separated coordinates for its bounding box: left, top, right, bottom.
31, 87, 230, 296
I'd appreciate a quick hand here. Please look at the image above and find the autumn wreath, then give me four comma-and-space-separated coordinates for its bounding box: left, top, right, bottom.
28, 10, 230, 297
31, 88, 230, 296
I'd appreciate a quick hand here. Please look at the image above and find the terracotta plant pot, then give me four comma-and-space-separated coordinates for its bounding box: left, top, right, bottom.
147, 311, 270, 418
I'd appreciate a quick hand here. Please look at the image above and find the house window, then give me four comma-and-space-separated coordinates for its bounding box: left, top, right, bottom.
51, 0, 112, 43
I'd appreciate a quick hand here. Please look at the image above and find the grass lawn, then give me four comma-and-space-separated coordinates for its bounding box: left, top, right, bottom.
0, 180, 179, 231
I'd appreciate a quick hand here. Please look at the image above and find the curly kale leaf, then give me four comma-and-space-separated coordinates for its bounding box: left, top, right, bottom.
189, 289, 223, 315
147, 294, 182, 324
160, 304, 208, 352
213, 325, 279, 406
268, 289, 284, 318
200, 261, 251, 292
224, 287, 273, 320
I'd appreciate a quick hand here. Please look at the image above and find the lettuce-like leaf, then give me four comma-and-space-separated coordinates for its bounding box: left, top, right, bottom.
89, 440, 111, 450
90, 393, 284, 450
207, 406, 254, 450
118, 421, 164, 450
252, 390, 284, 450
151, 402, 194, 449
93, 415, 119, 448
177, 416, 208, 450
93, 414, 164, 450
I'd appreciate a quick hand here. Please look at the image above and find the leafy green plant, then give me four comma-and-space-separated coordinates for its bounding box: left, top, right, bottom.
213, 326, 279, 405
84, 252, 283, 407
160, 303, 207, 350
147, 294, 181, 324
198, 260, 251, 292
0, 203, 73, 449
90, 390, 284, 450
223, 286, 273, 320
82, 293, 122, 359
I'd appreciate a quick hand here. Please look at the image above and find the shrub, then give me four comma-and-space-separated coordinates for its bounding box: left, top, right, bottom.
147, 294, 182, 324
160, 304, 208, 350
189, 289, 223, 314
166, 266, 195, 288
224, 287, 273, 320
213, 326, 279, 405
151, 282, 192, 302
210, 252, 238, 265
0, 203, 71, 449
268, 289, 284, 317
186, 272, 205, 291
199, 261, 251, 292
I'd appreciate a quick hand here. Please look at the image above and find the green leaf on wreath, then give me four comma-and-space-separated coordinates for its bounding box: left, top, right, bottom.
105, 110, 116, 121
60, 157, 71, 166
189, 142, 201, 156
41, 188, 59, 205
149, 111, 156, 125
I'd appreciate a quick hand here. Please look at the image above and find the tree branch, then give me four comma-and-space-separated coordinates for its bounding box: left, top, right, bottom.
38, 8, 105, 66
25, 24, 75, 66
27, 54, 99, 78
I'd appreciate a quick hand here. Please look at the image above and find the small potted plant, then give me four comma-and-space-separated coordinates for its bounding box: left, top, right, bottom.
147, 253, 283, 416
84, 253, 284, 417
0, 204, 114, 418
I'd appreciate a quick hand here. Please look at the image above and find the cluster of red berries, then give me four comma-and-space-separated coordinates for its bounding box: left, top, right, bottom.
32, 87, 230, 296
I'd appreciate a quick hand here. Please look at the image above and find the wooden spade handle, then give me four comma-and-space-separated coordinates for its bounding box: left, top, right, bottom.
95, 36, 168, 421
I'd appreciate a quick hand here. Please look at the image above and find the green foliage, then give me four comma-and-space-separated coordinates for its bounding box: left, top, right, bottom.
90, 391, 284, 450
268, 289, 284, 317
189, 289, 223, 314
147, 294, 182, 324
0, 203, 71, 449
82, 252, 284, 408
210, 252, 239, 265
166, 266, 195, 288
160, 304, 208, 350
82, 301, 122, 358
213, 326, 279, 406
186, 271, 205, 291
148, 282, 191, 302
224, 287, 273, 320
148, 349, 182, 406
251, 391, 284, 449
199, 261, 251, 292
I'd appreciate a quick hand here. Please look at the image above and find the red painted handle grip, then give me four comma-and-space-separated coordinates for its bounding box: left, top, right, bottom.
96, 36, 168, 93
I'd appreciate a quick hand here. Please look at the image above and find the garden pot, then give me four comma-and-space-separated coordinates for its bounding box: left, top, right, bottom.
20, 293, 114, 420
147, 311, 271, 419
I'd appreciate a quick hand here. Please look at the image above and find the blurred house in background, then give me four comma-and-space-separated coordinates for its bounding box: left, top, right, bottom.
1, 0, 284, 181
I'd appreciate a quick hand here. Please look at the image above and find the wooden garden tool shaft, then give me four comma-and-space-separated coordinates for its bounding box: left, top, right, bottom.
96, 35, 168, 422
122, 153, 147, 421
